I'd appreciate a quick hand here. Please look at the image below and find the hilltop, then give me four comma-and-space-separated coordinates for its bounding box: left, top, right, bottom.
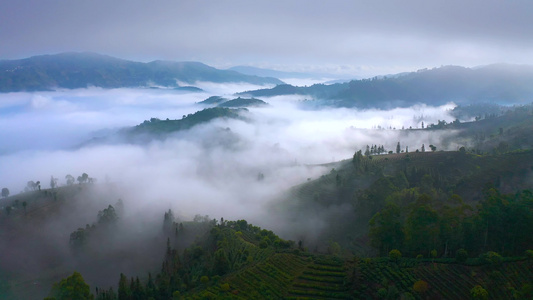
81, 107, 247, 146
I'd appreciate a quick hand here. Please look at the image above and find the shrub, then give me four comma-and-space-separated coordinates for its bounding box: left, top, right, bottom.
389, 249, 402, 261
479, 251, 502, 265
470, 285, 488, 300
455, 248, 468, 263
200, 276, 209, 284
220, 283, 230, 292
413, 280, 429, 294
172, 291, 180, 300
525, 249, 533, 259
377, 288, 388, 299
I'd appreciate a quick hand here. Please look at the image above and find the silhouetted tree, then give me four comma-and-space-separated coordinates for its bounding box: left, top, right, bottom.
78, 173, 89, 184
50, 176, 58, 189
396, 142, 401, 154
97, 205, 118, 226
1, 187, 9, 198
65, 174, 75, 185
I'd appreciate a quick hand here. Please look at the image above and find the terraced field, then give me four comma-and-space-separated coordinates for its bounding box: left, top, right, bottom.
188, 253, 350, 299
286, 257, 349, 299
350, 257, 533, 299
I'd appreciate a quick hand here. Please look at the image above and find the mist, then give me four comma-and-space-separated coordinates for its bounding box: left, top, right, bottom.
0, 85, 462, 295
0, 85, 463, 224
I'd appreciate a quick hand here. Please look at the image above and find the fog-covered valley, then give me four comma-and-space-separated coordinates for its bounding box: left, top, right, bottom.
0, 83, 460, 217
2, 73, 533, 299
0, 82, 464, 292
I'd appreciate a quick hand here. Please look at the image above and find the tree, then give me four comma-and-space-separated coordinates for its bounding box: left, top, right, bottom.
118, 273, 130, 300
429, 144, 437, 152
22, 201, 27, 214
48, 271, 93, 300
97, 205, 118, 226
470, 285, 488, 300
421, 144, 425, 152
26, 181, 38, 192
389, 249, 402, 262
369, 203, 404, 255
65, 174, 75, 185
1, 187, 9, 198
405, 195, 440, 256
50, 176, 58, 189
396, 142, 401, 154
413, 280, 428, 294
455, 248, 468, 263
77, 173, 89, 184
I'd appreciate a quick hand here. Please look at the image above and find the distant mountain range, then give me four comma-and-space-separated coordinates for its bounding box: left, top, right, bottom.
0, 52, 283, 92
228, 65, 356, 82
238, 64, 533, 108
228, 66, 320, 79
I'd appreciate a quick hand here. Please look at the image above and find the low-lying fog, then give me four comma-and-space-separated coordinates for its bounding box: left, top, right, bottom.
0, 82, 466, 296
0, 83, 459, 224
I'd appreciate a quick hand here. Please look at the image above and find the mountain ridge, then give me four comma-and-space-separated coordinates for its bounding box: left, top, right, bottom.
238, 64, 533, 109
0, 52, 284, 92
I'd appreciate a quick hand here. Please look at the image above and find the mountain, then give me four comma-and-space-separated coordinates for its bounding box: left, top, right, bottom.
197, 96, 229, 105
0, 52, 284, 92
217, 97, 268, 108
198, 96, 269, 108
228, 66, 320, 79
239, 64, 533, 108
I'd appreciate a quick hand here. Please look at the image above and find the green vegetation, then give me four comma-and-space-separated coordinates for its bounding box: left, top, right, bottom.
46, 271, 93, 300
1, 100, 532, 300
217, 97, 268, 108
126, 107, 246, 136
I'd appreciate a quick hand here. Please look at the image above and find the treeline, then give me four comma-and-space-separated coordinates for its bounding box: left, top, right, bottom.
69, 201, 122, 252
368, 187, 533, 258
86, 215, 294, 299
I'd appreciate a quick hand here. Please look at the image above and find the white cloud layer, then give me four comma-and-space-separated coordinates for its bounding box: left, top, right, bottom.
0, 87, 459, 226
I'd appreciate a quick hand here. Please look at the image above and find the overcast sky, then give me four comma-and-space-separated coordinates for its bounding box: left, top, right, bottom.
1, 0, 533, 77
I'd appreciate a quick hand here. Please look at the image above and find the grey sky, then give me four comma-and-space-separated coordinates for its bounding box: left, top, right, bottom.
1, 0, 532, 77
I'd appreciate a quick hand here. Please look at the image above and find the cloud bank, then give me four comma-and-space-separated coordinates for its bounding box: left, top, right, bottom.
1, 86, 459, 221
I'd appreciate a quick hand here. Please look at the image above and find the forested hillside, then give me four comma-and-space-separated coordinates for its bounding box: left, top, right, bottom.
238, 64, 533, 108
1, 100, 532, 300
